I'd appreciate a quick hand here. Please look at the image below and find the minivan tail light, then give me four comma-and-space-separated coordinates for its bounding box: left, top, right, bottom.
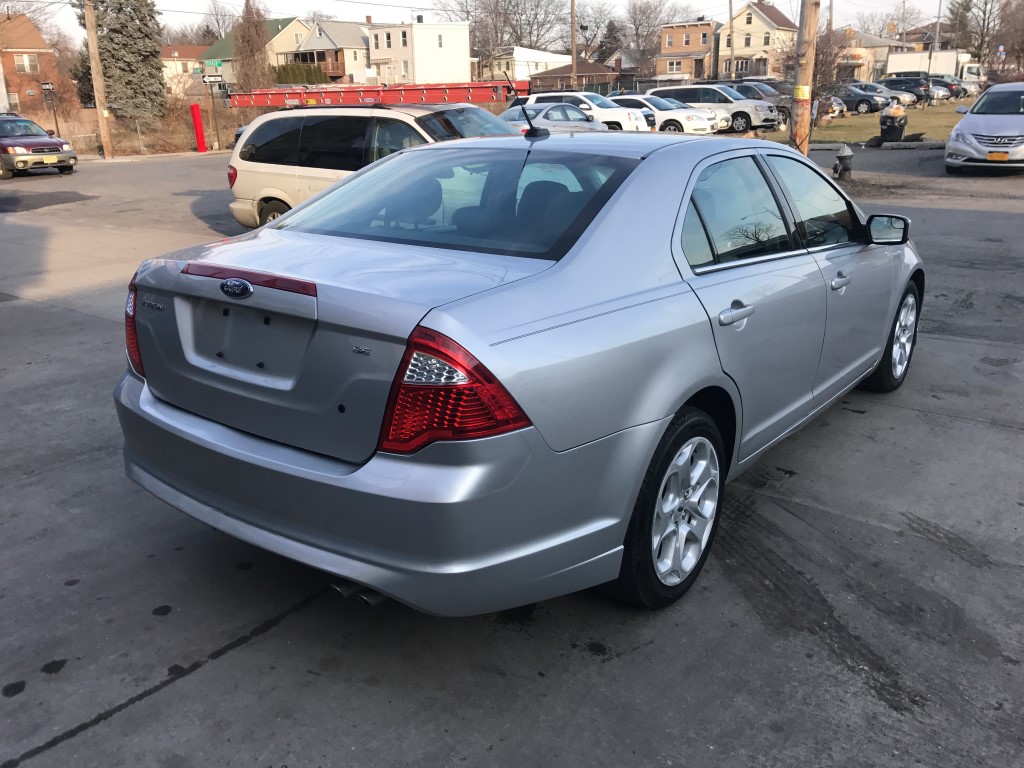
379, 327, 530, 454
125, 276, 145, 377
227, 164, 237, 188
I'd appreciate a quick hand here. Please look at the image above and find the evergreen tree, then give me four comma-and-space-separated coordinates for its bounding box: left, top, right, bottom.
76, 0, 167, 121
594, 20, 624, 62
72, 46, 95, 106
945, 0, 973, 49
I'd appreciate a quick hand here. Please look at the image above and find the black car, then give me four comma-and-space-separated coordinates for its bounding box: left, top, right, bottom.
877, 77, 930, 101
833, 85, 890, 114
929, 75, 968, 99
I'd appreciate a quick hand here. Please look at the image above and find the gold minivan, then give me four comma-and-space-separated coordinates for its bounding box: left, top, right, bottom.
228, 103, 516, 227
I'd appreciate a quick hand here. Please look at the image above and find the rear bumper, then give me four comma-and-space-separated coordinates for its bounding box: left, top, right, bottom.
229, 198, 259, 228
1, 151, 77, 171
114, 373, 665, 616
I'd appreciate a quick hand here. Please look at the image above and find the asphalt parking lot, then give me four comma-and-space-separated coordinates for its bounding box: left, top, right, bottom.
1, 154, 1023, 767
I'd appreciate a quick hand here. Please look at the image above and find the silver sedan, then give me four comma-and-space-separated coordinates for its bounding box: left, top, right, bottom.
499, 103, 609, 133
114, 134, 924, 616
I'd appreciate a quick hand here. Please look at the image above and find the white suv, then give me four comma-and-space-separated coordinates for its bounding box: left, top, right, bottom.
228, 103, 515, 228
512, 92, 650, 131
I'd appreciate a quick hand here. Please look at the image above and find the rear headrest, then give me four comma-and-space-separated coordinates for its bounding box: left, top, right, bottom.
385, 178, 442, 225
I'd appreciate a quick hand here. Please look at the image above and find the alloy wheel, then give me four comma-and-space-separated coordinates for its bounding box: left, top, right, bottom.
891, 293, 917, 379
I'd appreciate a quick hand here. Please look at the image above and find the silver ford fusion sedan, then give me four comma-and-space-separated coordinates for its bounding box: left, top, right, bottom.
114, 133, 925, 616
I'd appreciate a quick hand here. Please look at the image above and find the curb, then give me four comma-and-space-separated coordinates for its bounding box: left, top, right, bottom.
77, 149, 232, 163
880, 141, 945, 150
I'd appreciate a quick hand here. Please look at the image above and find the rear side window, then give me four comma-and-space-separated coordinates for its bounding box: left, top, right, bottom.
298, 116, 369, 171
680, 200, 714, 268
369, 118, 427, 162
689, 157, 792, 264
765, 155, 858, 247
276, 147, 639, 261
238, 115, 303, 165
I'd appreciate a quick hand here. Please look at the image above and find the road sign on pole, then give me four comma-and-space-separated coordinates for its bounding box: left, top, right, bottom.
202, 74, 224, 84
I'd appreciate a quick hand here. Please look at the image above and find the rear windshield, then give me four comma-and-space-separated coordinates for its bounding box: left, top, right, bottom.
276, 147, 638, 261
415, 108, 515, 141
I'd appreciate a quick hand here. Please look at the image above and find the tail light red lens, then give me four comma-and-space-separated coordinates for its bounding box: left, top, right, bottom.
125, 276, 145, 377
227, 164, 237, 188
379, 327, 530, 454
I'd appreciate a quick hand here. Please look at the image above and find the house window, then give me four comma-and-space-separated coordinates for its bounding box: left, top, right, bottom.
701, 32, 708, 44
317, 26, 324, 37
7, 93, 19, 111
438, 34, 443, 48
724, 59, 732, 73
764, 32, 771, 45
744, 33, 751, 47
402, 60, 409, 77
666, 34, 673, 47
385, 32, 392, 48
668, 60, 682, 73
504, 60, 510, 71
745, 12, 753, 23
401, 30, 408, 47
294, 32, 302, 44
736, 59, 750, 72
683, 33, 690, 45
14, 54, 39, 74
180, 62, 188, 73
373, 33, 379, 49
725, 35, 731, 48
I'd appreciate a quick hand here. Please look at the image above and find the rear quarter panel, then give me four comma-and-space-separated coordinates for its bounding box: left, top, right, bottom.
423, 141, 739, 453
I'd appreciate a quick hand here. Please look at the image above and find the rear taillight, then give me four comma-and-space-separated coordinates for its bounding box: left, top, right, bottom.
379, 327, 530, 454
125, 276, 144, 377
227, 164, 237, 188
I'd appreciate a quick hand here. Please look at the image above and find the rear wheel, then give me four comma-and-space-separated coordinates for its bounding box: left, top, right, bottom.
731, 113, 750, 132
605, 122, 622, 130
258, 200, 290, 226
610, 408, 724, 609
861, 282, 920, 392
856, 100, 871, 114
661, 120, 683, 133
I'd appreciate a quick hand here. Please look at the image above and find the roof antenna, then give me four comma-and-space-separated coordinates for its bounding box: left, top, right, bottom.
503, 73, 548, 138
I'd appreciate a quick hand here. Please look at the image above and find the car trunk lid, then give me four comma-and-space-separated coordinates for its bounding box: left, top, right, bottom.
132, 229, 551, 463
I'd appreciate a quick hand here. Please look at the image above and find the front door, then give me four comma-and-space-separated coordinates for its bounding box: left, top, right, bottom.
761, 153, 897, 403
676, 154, 827, 460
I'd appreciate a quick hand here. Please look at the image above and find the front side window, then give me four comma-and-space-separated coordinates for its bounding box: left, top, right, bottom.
276, 148, 639, 261
237, 115, 304, 165
14, 54, 39, 73
298, 115, 370, 171
688, 156, 791, 264
765, 155, 858, 247
369, 118, 427, 161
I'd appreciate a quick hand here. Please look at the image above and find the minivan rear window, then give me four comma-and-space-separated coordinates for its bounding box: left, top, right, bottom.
276, 147, 638, 261
238, 115, 303, 165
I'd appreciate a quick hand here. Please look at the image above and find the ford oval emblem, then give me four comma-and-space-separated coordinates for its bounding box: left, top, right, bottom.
220, 278, 253, 299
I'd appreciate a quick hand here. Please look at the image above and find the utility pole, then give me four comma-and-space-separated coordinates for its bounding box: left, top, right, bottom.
83, 0, 113, 159
727, 0, 734, 78
926, 0, 942, 77
791, 0, 821, 155
570, 0, 578, 90
827, 0, 834, 34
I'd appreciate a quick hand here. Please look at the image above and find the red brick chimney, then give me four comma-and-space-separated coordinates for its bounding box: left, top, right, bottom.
365, 15, 372, 23
614, 57, 622, 72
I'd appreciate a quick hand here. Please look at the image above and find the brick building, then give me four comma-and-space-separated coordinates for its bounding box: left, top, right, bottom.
0, 14, 73, 115
656, 20, 722, 81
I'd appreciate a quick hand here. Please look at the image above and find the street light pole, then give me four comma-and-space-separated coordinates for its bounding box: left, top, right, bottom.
570, 0, 578, 90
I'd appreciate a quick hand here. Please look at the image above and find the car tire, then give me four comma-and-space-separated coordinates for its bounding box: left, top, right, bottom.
58, 167, 75, 175
860, 282, 921, 393
258, 200, 290, 226
856, 100, 870, 114
776, 108, 790, 129
945, 164, 962, 175
731, 113, 750, 132
661, 120, 682, 133
609, 407, 725, 609
0, 167, 13, 180
605, 122, 622, 130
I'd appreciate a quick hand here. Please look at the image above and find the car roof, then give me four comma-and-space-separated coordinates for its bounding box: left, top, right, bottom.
407, 132, 791, 160
984, 82, 1024, 93
257, 102, 484, 119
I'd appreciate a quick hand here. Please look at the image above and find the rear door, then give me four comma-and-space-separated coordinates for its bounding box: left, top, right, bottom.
674, 152, 827, 460
233, 115, 303, 209
296, 114, 371, 201
761, 152, 897, 403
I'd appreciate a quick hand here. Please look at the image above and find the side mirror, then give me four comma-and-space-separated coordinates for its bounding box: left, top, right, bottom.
578, 103, 592, 110
956, 105, 969, 114
46, 129, 55, 136
585, 114, 595, 122
867, 214, 910, 245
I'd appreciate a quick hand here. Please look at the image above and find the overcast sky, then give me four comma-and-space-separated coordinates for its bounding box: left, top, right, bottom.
48, 0, 947, 43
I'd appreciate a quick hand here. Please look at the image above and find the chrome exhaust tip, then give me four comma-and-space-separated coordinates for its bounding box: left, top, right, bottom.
331, 581, 363, 599
357, 589, 388, 607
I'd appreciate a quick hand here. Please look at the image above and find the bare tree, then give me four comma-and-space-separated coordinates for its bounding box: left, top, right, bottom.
503, 0, 569, 50
970, 0, 1000, 62
204, 0, 237, 39
164, 22, 219, 45
234, 0, 274, 92
303, 10, 337, 25
623, 0, 692, 75
1000, 0, 1024, 71
1, 1, 58, 44
853, 11, 892, 37
567, 1, 617, 57
778, 26, 844, 123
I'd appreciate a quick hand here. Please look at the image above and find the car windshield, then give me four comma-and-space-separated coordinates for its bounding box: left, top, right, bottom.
717, 85, 745, 100
749, 82, 779, 96
0, 119, 48, 138
500, 107, 542, 121
971, 90, 1024, 115
275, 147, 639, 261
584, 93, 619, 109
643, 96, 677, 110
415, 108, 515, 141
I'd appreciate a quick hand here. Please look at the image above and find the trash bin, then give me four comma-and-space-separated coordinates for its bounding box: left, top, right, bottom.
879, 99, 907, 143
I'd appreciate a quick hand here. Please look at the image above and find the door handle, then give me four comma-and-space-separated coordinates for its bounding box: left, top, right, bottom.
718, 303, 755, 326
831, 273, 852, 291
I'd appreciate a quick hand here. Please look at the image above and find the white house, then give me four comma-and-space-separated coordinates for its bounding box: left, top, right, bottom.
367, 21, 470, 84
477, 46, 571, 81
